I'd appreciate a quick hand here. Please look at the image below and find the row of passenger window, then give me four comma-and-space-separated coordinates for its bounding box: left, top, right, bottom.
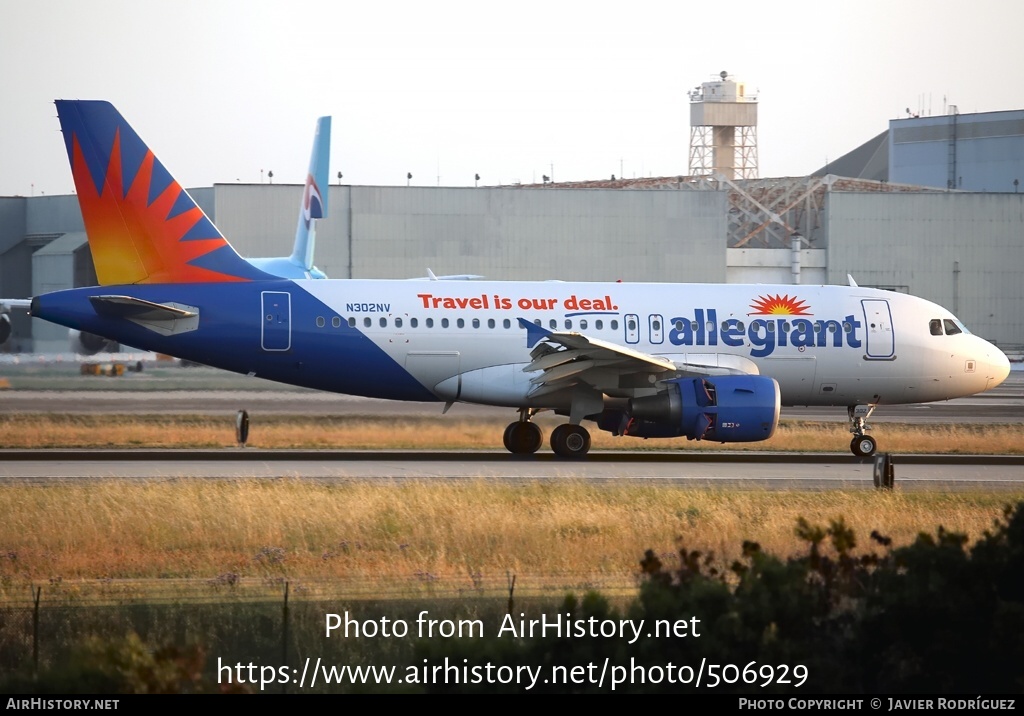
314, 316, 623, 330
312, 315, 857, 334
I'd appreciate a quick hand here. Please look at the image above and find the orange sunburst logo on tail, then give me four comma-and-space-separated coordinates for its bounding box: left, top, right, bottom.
57, 100, 271, 286
71, 131, 236, 285
748, 294, 811, 315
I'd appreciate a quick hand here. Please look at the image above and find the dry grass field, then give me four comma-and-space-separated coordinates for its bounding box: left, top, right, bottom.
1, 413, 1022, 453
1, 411, 1021, 600
1, 478, 1020, 599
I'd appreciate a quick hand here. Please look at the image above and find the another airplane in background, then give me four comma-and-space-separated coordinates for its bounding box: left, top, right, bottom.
30, 100, 1011, 457
1, 112, 333, 353
242, 115, 331, 280
0, 302, 20, 346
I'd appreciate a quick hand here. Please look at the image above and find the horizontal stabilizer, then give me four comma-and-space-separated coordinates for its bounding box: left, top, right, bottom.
88, 295, 200, 337
89, 295, 197, 321
0, 299, 32, 312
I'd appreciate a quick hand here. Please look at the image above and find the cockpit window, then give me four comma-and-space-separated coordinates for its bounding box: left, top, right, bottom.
943, 319, 962, 336
929, 319, 943, 336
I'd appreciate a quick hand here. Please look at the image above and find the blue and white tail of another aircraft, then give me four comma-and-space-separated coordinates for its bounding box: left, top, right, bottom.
246, 116, 331, 280
32, 100, 1012, 458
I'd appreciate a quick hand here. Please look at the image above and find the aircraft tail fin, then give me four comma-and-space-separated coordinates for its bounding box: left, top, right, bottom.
291, 116, 331, 274
54, 100, 272, 285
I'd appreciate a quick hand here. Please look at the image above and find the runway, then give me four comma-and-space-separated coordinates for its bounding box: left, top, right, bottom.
2, 370, 1021, 423
3, 450, 1022, 491
1, 367, 1020, 491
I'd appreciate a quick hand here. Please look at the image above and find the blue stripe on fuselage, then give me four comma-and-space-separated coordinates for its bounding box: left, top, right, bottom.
31, 282, 437, 402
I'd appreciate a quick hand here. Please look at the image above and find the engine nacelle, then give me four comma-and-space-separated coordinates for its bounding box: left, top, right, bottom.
0, 313, 10, 345
69, 328, 119, 355
622, 375, 780, 442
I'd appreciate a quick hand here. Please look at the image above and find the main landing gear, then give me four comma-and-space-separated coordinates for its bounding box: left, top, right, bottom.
848, 404, 877, 457
502, 409, 592, 458
502, 417, 543, 454
550, 424, 591, 458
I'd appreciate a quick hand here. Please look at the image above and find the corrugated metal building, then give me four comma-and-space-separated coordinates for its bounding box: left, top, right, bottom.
215, 185, 727, 282
816, 109, 1024, 193
1, 139, 1022, 352
825, 192, 1023, 348
891, 109, 1024, 192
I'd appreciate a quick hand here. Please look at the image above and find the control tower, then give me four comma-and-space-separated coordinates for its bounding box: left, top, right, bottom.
688, 71, 758, 179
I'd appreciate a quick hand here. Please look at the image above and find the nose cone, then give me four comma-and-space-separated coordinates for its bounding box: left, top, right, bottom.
987, 345, 1011, 390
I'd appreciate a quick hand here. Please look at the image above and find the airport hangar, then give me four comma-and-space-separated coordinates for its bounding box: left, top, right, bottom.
1, 108, 1022, 355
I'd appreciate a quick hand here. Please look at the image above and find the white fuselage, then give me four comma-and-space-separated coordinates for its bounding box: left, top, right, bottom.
294, 280, 1010, 408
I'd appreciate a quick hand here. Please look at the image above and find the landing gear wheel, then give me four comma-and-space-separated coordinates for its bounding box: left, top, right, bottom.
503, 421, 543, 454
550, 424, 591, 458
851, 435, 877, 458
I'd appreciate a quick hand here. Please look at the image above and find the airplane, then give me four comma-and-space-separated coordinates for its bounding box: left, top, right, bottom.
243, 115, 330, 280
29, 100, 1012, 458
1, 111, 332, 353
0, 302, 19, 345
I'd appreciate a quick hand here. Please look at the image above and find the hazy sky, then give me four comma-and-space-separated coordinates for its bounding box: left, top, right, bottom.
2, 0, 1022, 196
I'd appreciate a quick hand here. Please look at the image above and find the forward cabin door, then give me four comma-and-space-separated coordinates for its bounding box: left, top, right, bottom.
861, 299, 894, 360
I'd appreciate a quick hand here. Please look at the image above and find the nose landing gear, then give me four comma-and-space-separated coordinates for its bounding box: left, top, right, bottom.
848, 404, 877, 457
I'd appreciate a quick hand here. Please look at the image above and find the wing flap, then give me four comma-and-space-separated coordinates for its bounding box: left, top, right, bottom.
529, 359, 592, 385
668, 353, 760, 377
527, 381, 577, 399
519, 318, 759, 398
525, 348, 587, 373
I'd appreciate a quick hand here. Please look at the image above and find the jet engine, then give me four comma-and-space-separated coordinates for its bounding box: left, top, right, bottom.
599, 375, 780, 442
69, 328, 119, 355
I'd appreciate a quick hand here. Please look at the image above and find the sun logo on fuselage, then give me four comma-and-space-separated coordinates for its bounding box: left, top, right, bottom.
748, 294, 811, 316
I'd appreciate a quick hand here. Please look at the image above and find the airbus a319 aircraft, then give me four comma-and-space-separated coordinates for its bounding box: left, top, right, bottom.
31, 100, 1011, 458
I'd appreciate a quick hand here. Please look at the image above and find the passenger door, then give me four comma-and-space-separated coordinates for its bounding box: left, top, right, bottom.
261, 291, 291, 351
861, 299, 894, 359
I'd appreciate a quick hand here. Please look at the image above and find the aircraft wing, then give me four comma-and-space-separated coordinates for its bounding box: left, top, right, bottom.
519, 318, 758, 398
